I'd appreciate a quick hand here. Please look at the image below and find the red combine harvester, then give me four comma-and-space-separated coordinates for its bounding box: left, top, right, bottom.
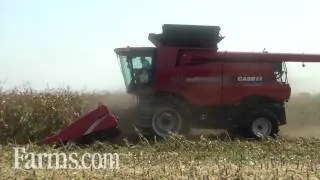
41, 24, 320, 145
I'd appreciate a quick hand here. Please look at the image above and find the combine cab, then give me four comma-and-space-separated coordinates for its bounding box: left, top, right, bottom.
115, 24, 224, 95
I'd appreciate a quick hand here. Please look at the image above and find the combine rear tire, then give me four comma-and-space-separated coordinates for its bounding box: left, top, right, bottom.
246, 109, 280, 138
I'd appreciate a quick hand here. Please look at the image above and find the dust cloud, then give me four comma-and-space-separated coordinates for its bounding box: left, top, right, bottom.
280, 93, 320, 138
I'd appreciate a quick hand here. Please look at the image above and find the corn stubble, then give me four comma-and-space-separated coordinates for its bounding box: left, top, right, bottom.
0, 86, 320, 179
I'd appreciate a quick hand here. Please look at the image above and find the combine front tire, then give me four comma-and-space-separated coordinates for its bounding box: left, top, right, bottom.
151, 100, 191, 138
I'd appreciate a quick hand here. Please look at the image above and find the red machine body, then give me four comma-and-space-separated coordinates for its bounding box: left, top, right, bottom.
150, 50, 319, 106
115, 24, 320, 138
152, 48, 292, 106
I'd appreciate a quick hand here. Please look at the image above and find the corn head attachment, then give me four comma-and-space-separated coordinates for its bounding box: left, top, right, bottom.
39, 104, 121, 145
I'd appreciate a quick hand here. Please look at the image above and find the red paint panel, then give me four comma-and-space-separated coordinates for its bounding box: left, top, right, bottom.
179, 62, 222, 106
222, 62, 290, 105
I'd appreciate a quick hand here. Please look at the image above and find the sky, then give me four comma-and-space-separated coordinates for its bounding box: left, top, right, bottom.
1, 0, 320, 94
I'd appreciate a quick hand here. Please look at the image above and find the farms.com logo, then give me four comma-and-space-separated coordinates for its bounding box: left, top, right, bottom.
13, 147, 120, 170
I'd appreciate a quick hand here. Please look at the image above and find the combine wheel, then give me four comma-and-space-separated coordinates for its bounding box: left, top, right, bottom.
245, 109, 280, 139
151, 99, 191, 138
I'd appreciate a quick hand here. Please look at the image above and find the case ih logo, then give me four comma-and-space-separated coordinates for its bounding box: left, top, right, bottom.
237, 76, 263, 82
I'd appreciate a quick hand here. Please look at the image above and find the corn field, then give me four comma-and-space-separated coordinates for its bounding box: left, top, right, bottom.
0, 86, 320, 179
